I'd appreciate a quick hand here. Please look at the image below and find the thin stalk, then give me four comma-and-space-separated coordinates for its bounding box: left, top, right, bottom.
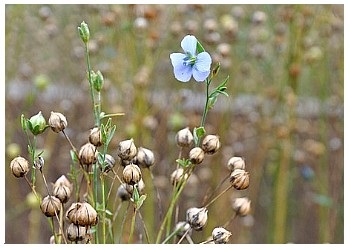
128, 207, 137, 243
199, 79, 211, 130
204, 184, 233, 209
177, 227, 191, 244
101, 174, 106, 243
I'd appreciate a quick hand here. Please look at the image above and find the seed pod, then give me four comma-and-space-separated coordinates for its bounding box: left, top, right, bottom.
117, 139, 137, 161
136, 147, 155, 168
170, 168, 188, 186
28, 111, 47, 135
53, 175, 73, 203
89, 127, 103, 147
189, 147, 205, 164
66, 223, 86, 242
186, 207, 208, 231
40, 195, 61, 217
100, 154, 116, 173
230, 169, 250, 190
78, 142, 97, 166
49, 235, 55, 244
175, 221, 192, 238
232, 197, 251, 216
75, 202, 98, 226
66, 202, 80, 224
227, 156, 245, 171
122, 164, 142, 185
125, 178, 146, 195
176, 127, 194, 147
48, 111, 67, 133
201, 134, 220, 154
10, 156, 30, 178
212, 227, 232, 244
78, 21, 90, 43
117, 183, 131, 201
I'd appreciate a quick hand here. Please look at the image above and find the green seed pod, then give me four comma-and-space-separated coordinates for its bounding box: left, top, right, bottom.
93, 70, 104, 92
10, 156, 30, 178
78, 21, 90, 43
28, 111, 47, 135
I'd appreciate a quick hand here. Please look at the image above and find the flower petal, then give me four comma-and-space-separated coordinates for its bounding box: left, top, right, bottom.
181, 35, 197, 55
170, 53, 193, 82
195, 52, 212, 72
192, 67, 210, 82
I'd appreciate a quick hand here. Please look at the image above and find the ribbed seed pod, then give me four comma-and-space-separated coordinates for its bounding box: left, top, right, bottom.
40, 195, 61, 217
201, 134, 220, 154
232, 197, 251, 216
53, 175, 73, 203
176, 127, 194, 147
189, 147, 205, 164
66, 223, 86, 242
89, 127, 103, 147
78, 142, 97, 166
170, 168, 188, 186
186, 207, 208, 231
10, 156, 30, 178
48, 111, 67, 133
117, 139, 137, 161
212, 227, 232, 244
136, 147, 155, 168
122, 164, 142, 185
227, 156, 245, 171
230, 169, 250, 190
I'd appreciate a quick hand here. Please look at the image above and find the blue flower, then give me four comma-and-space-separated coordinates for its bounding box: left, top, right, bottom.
170, 35, 212, 82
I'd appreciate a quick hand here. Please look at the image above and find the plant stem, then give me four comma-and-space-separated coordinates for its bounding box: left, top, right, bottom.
128, 207, 137, 243
199, 79, 211, 130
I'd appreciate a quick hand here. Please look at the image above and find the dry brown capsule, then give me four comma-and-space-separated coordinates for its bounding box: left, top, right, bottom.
40, 195, 61, 217
53, 175, 73, 203
76, 202, 98, 226
189, 147, 205, 164
122, 164, 142, 185
89, 127, 103, 147
136, 147, 155, 168
117, 183, 131, 201
125, 178, 146, 195
66, 202, 80, 224
212, 227, 232, 244
232, 197, 251, 216
100, 154, 116, 173
230, 169, 250, 190
227, 156, 245, 171
10, 156, 30, 178
176, 127, 194, 147
48, 111, 67, 133
186, 207, 208, 231
201, 134, 220, 154
66, 223, 86, 242
170, 168, 188, 186
78, 142, 97, 166
117, 139, 138, 161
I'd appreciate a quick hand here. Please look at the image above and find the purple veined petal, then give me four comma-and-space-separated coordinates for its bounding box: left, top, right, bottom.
195, 52, 212, 72
192, 67, 210, 82
170, 52, 193, 82
181, 35, 197, 55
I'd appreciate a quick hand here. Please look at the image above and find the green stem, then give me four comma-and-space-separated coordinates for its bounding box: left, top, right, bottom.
101, 174, 106, 243
128, 207, 137, 243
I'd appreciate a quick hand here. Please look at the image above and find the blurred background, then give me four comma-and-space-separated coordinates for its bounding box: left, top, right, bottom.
5, 4, 344, 244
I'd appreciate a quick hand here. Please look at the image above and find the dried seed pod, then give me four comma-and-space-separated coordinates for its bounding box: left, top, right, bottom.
66, 202, 81, 224
122, 164, 142, 185
117, 139, 137, 161
136, 147, 155, 168
230, 169, 250, 190
53, 175, 73, 203
10, 156, 30, 178
40, 195, 61, 217
89, 127, 103, 147
100, 154, 116, 173
117, 183, 131, 201
48, 111, 67, 133
186, 207, 208, 231
189, 147, 205, 164
125, 178, 146, 195
227, 156, 245, 171
49, 235, 55, 244
212, 227, 232, 244
201, 134, 220, 154
175, 221, 192, 238
170, 168, 188, 186
78, 142, 97, 166
232, 197, 251, 216
66, 223, 86, 242
75, 202, 98, 226
176, 127, 194, 147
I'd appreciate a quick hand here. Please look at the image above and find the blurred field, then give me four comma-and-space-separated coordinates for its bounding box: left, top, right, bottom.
5, 4, 344, 244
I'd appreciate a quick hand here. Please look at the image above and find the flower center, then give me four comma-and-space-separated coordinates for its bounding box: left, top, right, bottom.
183, 52, 197, 66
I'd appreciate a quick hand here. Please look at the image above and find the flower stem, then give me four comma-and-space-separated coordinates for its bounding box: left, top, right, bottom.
200, 79, 211, 129
128, 207, 137, 243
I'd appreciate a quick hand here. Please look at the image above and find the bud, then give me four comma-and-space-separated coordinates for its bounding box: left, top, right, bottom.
122, 164, 142, 185
189, 147, 205, 164
117, 183, 131, 201
66, 223, 86, 242
227, 156, 245, 171
176, 127, 194, 147
201, 134, 220, 154
78, 142, 97, 166
170, 168, 188, 186
93, 70, 104, 92
100, 154, 116, 173
66, 202, 98, 226
136, 147, 155, 168
232, 197, 251, 216
211, 62, 221, 78
125, 178, 146, 195
186, 207, 208, 230
89, 127, 103, 147
53, 175, 73, 203
10, 156, 30, 178
28, 111, 47, 135
230, 169, 250, 190
40, 195, 61, 217
78, 21, 90, 43
212, 227, 232, 244
175, 221, 192, 238
117, 139, 138, 161
48, 111, 67, 133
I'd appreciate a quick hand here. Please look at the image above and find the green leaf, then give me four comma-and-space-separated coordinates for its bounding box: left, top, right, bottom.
106, 125, 116, 146
196, 40, 205, 53
132, 186, 140, 203
136, 194, 147, 210
193, 126, 206, 146
176, 158, 191, 168
70, 149, 78, 163
105, 209, 113, 216
21, 114, 27, 132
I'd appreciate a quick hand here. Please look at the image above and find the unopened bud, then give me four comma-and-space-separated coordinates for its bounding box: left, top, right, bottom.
48, 111, 67, 133
93, 70, 104, 92
28, 111, 47, 135
78, 21, 90, 43
78, 142, 97, 166
10, 156, 30, 178
40, 195, 61, 217
212, 227, 232, 244
227, 156, 245, 171
176, 127, 194, 147
89, 127, 103, 147
117, 139, 137, 161
170, 168, 188, 186
66, 223, 86, 242
186, 207, 208, 230
189, 147, 205, 164
201, 134, 220, 154
232, 197, 251, 216
230, 169, 250, 190
53, 175, 72, 203
122, 164, 141, 185
136, 147, 155, 168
